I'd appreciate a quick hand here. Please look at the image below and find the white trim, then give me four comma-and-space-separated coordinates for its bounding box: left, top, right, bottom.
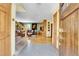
11, 4, 16, 56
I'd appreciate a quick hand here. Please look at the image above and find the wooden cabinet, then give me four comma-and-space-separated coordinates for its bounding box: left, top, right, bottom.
59, 3, 79, 56
0, 4, 11, 56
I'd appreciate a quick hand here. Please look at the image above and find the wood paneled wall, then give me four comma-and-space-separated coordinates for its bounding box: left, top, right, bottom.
59, 3, 79, 56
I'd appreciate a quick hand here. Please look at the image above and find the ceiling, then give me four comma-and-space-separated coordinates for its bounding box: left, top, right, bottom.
16, 3, 59, 23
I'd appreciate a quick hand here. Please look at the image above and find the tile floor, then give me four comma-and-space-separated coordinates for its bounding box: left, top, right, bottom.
17, 44, 59, 56
16, 35, 59, 56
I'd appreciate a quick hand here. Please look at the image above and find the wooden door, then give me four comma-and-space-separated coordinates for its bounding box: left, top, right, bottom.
59, 8, 79, 56
0, 4, 11, 56
53, 12, 57, 47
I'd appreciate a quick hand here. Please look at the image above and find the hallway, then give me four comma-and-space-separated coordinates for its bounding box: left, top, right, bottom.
15, 3, 59, 56
17, 44, 58, 56
0, 3, 79, 56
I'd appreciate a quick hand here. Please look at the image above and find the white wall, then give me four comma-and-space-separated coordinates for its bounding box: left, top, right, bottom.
24, 24, 32, 30
11, 4, 16, 55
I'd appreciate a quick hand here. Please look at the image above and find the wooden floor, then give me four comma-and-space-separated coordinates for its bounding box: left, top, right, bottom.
31, 35, 52, 44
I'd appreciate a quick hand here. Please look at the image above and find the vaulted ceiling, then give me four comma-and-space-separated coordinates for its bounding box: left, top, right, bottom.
16, 3, 59, 23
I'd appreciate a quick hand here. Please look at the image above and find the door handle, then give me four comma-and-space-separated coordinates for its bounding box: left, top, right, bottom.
59, 39, 64, 46
59, 39, 64, 43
